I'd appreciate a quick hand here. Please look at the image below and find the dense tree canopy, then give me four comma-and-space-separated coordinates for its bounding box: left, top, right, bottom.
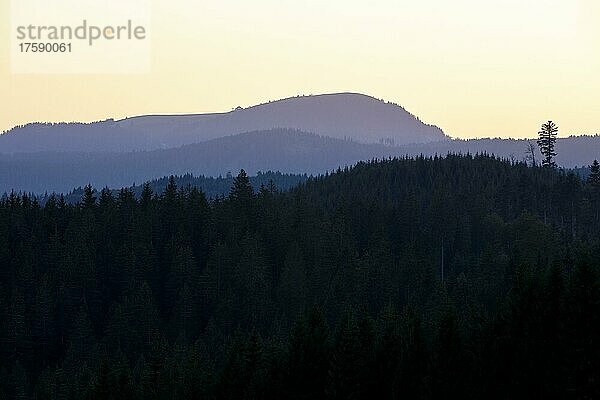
0, 155, 598, 399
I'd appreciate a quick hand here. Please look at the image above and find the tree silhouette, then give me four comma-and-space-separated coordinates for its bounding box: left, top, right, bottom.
588, 159, 600, 187
229, 169, 255, 230
229, 169, 254, 204
588, 159, 600, 221
537, 121, 558, 168
82, 184, 96, 209
525, 140, 537, 167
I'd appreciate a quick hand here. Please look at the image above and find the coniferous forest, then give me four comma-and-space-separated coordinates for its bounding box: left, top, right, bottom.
0, 155, 599, 399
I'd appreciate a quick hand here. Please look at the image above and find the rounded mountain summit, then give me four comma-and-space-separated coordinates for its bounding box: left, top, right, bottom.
0, 93, 447, 153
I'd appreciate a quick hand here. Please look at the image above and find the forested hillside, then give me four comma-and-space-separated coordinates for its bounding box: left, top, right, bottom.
54, 171, 308, 204
0, 155, 598, 399
0, 130, 385, 193
2, 129, 599, 194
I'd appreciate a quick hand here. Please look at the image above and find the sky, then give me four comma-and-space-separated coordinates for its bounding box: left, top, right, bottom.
1, 0, 599, 138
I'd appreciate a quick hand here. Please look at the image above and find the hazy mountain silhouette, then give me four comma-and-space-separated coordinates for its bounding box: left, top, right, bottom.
1, 129, 598, 194
1, 130, 390, 193
0, 93, 446, 153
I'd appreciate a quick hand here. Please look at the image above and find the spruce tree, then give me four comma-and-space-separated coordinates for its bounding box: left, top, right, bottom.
82, 184, 97, 209
98, 187, 114, 208
588, 159, 600, 220
229, 169, 254, 204
587, 159, 600, 187
229, 169, 255, 230
537, 121, 558, 168
140, 183, 153, 209
164, 176, 178, 202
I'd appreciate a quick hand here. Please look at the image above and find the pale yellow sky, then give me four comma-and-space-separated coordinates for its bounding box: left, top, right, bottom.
1, 0, 599, 138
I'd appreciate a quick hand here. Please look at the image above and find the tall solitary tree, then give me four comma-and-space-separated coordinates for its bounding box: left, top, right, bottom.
537, 121, 558, 168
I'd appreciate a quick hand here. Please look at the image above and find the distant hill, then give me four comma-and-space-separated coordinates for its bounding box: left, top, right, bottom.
0, 130, 389, 193
0, 93, 446, 153
1, 129, 599, 193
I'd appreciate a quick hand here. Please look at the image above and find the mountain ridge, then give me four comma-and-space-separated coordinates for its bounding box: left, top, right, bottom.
0, 93, 447, 153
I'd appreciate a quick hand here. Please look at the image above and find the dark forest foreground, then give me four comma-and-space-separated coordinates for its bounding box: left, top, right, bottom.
0, 155, 598, 399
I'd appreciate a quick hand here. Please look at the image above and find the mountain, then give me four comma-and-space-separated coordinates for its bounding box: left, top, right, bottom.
2, 129, 599, 194
0, 93, 446, 153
